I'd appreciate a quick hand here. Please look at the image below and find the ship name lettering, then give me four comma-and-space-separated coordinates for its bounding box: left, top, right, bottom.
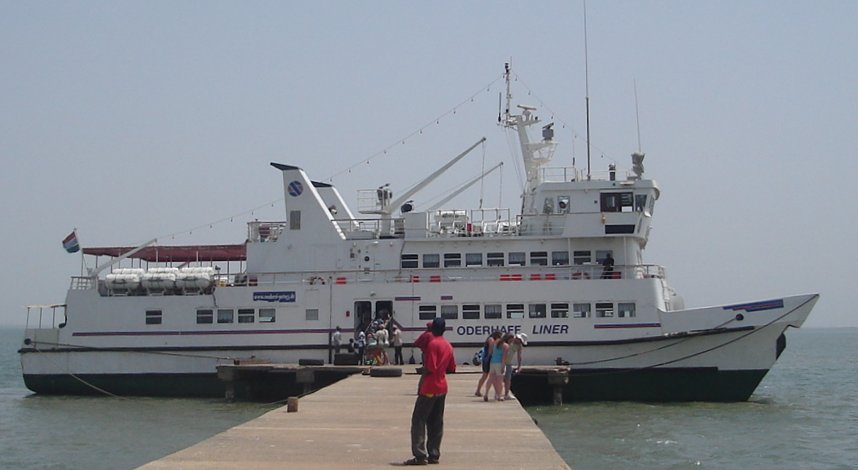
531, 324, 569, 335
456, 325, 522, 336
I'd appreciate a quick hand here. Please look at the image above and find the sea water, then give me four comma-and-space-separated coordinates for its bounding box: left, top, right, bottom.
2, 327, 856, 469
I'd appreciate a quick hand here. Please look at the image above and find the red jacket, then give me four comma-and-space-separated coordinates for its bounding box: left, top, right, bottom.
419, 335, 456, 396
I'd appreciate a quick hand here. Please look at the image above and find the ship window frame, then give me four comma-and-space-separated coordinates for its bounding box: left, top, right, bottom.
196, 309, 213, 324
530, 251, 548, 266
487, 252, 504, 267
506, 303, 525, 319
465, 253, 483, 267
462, 304, 481, 320
401, 254, 419, 269
259, 308, 276, 323
551, 303, 569, 318
238, 308, 255, 323
440, 304, 459, 320
618, 303, 636, 318
529, 303, 547, 318
595, 302, 614, 318
552, 251, 570, 266
145, 309, 162, 325
509, 252, 526, 266
573, 251, 592, 265
572, 303, 591, 318
217, 309, 234, 324
484, 304, 502, 319
443, 253, 462, 268
423, 253, 440, 268
418, 305, 437, 321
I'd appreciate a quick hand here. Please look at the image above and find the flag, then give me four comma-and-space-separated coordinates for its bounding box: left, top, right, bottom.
62, 230, 80, 253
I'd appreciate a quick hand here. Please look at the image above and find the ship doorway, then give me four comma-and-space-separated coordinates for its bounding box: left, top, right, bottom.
375, 300, 393, 322
353, 300, 394, 334
355, 301, 372, 334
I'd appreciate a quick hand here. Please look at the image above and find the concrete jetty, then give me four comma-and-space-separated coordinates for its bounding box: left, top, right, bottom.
139, 366, 570, 469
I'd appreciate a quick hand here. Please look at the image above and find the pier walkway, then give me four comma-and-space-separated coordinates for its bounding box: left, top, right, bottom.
139, 366, 570, 469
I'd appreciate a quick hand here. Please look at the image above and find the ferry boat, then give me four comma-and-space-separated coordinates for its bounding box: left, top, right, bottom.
19, 68, 818, 402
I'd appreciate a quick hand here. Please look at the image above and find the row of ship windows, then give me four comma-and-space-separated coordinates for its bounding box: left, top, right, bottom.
419, 301, 636, 320
142, 301, 635, 325
144, 308, 321, 325
401, 250, 614, 269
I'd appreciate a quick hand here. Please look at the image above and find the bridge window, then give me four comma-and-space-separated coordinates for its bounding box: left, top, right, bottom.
217, 309, 234, 323
506, 303, 525, 319
595, 302, 614, 318
462, 304, 481, 320
423, 254, 440, 268
444, 253, 462, 267
635, 194, 648, 212
552, 251, 569, 266
573, 303, 591, 318
401, 254, 418, 269
145, 310, 162, 325
259, 308, 276, 323
484, 304, 502, 319
529, 303, 547, 318
419, 305, 437, 320
600, 192, 633, 213
530, 251, 548, 266
487, 252, 504, 267
196, 309, 213, 324
618, 303, 636, 318
466, 253, 483, 266
238, 308, 255, 323
551, 303, 569, 318
509, 252, 525, 266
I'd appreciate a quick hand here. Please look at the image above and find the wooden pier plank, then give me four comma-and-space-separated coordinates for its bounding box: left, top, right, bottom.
139, 367, 570, 469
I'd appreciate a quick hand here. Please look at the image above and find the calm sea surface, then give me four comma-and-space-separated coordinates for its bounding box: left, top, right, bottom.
2, 327, 856, 469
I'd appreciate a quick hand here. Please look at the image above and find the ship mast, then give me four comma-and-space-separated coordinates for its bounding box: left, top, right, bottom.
499, 62, 557, 215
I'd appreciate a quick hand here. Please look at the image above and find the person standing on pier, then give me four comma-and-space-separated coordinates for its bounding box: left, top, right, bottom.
331, 326, 342, 354
392, 324, 404, 365
404, 317, 456, 466
503, 333, 527, 400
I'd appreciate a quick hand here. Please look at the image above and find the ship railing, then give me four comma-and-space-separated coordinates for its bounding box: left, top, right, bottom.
313, 264, 666, 284
24, 304, 67, 330
248, 221, 288, 243
517, 214, 566, 236
540, 166, 633, 183
89, 263, 668, 297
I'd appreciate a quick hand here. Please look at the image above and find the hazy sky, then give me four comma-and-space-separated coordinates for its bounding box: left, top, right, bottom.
1, 1, 855, 328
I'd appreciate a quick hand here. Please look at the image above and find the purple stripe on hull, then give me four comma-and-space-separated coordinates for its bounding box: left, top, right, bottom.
722, 299, 784, 312
594, 323, 661, 329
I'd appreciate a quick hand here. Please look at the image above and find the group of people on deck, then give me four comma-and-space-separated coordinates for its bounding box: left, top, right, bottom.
330, 316, 404, 366
474, 331, 527, 402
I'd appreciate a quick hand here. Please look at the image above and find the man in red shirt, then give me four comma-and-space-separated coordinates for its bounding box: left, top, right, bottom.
404, 317, 456, 466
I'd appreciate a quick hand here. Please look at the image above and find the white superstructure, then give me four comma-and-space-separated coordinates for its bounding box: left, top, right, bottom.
19, 67, 818, 401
